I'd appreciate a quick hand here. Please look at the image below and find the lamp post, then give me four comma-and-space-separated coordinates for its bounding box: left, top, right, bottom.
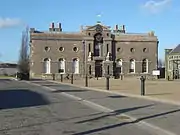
82, 40, 87, 76
83, 40, 88, 87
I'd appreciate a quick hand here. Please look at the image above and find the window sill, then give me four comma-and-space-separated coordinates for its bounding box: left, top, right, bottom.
141, 72, 149, 74
128, 72, 136, 74
43, 73, 52, 75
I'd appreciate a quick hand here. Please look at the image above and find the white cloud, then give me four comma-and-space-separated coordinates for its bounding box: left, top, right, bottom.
142, 0, 172, 14
0, 17, 22, 28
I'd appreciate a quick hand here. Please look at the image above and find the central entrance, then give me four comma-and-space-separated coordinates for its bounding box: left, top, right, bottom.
94, 33, 103, 57
95, 60, 103, 77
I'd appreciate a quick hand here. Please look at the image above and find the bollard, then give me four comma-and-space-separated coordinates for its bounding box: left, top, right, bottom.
71, 74, 74, 84
97, 76, 98, 80
120, 74, 123, 80
106, 75, 110, 90
85, 74, 88, 87
140, 76, 145, 96
60, 74, 63, 82
52, 73, 55, 80
168, 76, 170, 81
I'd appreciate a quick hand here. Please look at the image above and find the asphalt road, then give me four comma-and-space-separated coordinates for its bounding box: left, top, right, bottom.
0, 78, 164, 135
29, 79, 180, 135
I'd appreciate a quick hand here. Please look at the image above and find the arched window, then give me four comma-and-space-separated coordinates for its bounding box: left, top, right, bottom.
44, 58, 51, 74
129, 59, 135, 73
88, 43, 91, 52
142, 59, 148, 73
58, 58, 65, 74
72, 58, 79, 74
116, 59, 123, 73
89, 65, 92, 75
107, 44, 109, 53
107, 65, 110, 74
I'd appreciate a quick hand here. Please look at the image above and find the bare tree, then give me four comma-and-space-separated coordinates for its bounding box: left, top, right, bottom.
18, 27, 29, 73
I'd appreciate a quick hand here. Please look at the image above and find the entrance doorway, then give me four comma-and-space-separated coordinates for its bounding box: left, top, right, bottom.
95, 60, 103, 77
173, 69, 180, 79
94, 33, 103, 57
171, 60, 180, 79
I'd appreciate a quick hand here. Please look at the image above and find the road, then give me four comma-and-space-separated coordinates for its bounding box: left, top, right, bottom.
0, 79, 178, 135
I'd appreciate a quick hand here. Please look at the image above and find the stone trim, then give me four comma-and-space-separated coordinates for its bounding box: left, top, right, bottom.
31, 37, 83, 41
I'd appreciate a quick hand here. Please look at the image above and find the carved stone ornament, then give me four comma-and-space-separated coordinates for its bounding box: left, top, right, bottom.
96, 25, 103, 33
95, 34, 102, 41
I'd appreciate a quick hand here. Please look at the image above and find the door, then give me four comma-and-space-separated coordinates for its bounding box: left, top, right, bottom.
95, 60, 103, 77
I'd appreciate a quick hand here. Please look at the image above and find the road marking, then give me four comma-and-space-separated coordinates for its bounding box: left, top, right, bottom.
19, 80, 177, 135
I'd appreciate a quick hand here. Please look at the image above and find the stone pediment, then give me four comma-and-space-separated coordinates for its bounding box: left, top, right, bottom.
85, 23, 110, 31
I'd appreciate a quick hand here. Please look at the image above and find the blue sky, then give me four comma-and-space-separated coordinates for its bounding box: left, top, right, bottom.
0, 0, 179, 63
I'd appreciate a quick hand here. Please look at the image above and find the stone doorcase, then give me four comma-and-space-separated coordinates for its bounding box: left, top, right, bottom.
103, 61, 113, 76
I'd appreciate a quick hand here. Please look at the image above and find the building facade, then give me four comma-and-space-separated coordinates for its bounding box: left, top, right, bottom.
165, 44, 180, 80
29, 22, 159, 78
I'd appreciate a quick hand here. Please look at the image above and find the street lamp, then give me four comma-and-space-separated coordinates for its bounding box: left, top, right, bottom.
82, 40, 87, 76
82, 40, 89, 87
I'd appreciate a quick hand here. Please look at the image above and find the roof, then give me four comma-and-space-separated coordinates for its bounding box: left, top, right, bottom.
169, 44, 180, 54
85, 23, 111, 31
30, 23, 157, 41
30, 32, 84, 39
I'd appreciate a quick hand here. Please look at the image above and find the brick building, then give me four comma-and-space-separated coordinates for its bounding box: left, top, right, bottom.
29, 22, 159, 78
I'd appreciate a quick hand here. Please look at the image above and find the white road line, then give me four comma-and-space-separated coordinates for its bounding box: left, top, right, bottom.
18, 80, 176, 135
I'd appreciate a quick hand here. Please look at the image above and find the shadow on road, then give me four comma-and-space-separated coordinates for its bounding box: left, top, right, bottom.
73, 106, 180, 135
42, 84, 61, 87
52, 89, 89, 93
0, 79, 12, 81
75, 104, 154, 124
0, 89, 50, 110
108, 95, 126, 98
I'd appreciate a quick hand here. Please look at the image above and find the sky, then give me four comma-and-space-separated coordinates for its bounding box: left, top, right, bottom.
0, 0, 179, 63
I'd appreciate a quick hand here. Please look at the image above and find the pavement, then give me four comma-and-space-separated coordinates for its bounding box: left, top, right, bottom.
57, 77, 180, 103
0, 78, 166, 135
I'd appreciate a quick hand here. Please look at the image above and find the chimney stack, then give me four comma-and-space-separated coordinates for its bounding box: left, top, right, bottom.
58, 23, 62, 31
59, 23, 61, 28
30, 28, 35, 33
115, 25, 118, 30
52, 22, 54, 29
122, 25, 125, 31
119, 25, 125, 33
49, 22, 55, 32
